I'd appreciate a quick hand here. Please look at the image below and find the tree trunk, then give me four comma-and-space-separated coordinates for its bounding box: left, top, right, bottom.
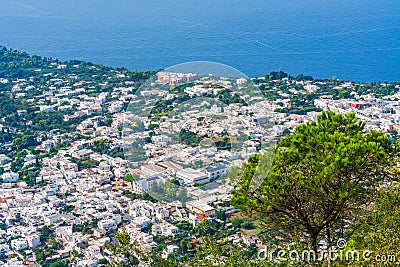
311, 233, 318, 256
326, 227, 332, 266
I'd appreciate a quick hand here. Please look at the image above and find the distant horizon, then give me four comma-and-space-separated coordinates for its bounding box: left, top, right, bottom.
3, 45, 397, 83
2, 44, 397, 83
1, 0, 399, 82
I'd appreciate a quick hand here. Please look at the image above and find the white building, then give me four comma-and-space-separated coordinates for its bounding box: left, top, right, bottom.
157, 161, 182, 174
186, 201, 216, 218
204, 162, 229, 180
129, 231, 153, 244
39, 105, 56, 112
44, 214, 63, 226
55, 226, 73, 239
1, 172, 19, 183
141, 164, 166, 177
131, 216, 152, 229
304, 83, 319, 92
176, 168, 209, 185
77, 259, 98, 267
11, 238, 27, 250
41, 140, 56, 150
98, 219, 118, 231
132, 176, 159, 193
155, 207, 169, 220
27, 234, 41, 248
152, 222, 180, 237
151, 135, 172, 143
162, 245, 179, 259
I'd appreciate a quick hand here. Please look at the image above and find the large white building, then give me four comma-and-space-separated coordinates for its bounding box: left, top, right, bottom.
151, 135, 172, 143
187, 201, 216, 218
176, 168, 209, 185
98, 219, 118, 231
44, 214, 63, 226
141, 164, 166, 177
132, 175, 159, 193
152, 222, 180, 237
11, 238, 28, 250
204, 162, 229, 180
27, 234, 41, 248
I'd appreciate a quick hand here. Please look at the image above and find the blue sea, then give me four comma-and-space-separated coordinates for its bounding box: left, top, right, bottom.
1, 0, 400, 81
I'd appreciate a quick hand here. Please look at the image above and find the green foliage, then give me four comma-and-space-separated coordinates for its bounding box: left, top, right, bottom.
72, 222, 95, 234
150, 180, 190, 203
336, 184, 400, 266
0, 130, 13, 144
0, 47, 49, 78
215, 136, 231, 150
143, 236, 284, 267
216, 88, 248, 106
170, 82, 194, 94
231, 218, 254, 229
0, 94, 83, 132
295, 73, 314, 81
47, 260, 69, 267
274, 106, 322, 115
0, 46, 154, 82
176, 221, 192, 231
70, 157, 99, 170
231, 111, 398, 252
148, 123, 159, 130
231, 218, 254, 230
38, 226, 54, 243
35, 250, 46, 264
265, 70, 288, 81
122, 174, 135, 182
122, 190, 140, 200
61, 205, 75, 214
150, 90, 191, 118
99, 258, 108, 264
231, 218, 245, 228
179, 128, 201, 147
92, 139, 111, 154
167, 178, 180, 186
106, 231, 140, 266
104, 117, 113, 127
216, 210, 228, 221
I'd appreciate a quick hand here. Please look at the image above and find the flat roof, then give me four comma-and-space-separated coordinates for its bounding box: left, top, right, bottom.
177, 168, 207, 179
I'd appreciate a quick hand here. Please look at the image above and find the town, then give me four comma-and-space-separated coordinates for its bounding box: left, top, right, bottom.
0, 48, 400, 266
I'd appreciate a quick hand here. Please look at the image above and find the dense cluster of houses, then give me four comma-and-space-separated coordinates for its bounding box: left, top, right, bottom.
1, 60, 399, 266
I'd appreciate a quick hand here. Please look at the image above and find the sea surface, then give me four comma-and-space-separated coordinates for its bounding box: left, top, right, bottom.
1, 0, 400, 81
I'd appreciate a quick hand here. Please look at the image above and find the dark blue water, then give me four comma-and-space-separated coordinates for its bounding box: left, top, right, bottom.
1, 0, 400, 81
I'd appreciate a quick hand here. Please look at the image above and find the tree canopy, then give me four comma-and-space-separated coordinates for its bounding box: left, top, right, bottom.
231, 111, 398, 253
339, 184, 400, 266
